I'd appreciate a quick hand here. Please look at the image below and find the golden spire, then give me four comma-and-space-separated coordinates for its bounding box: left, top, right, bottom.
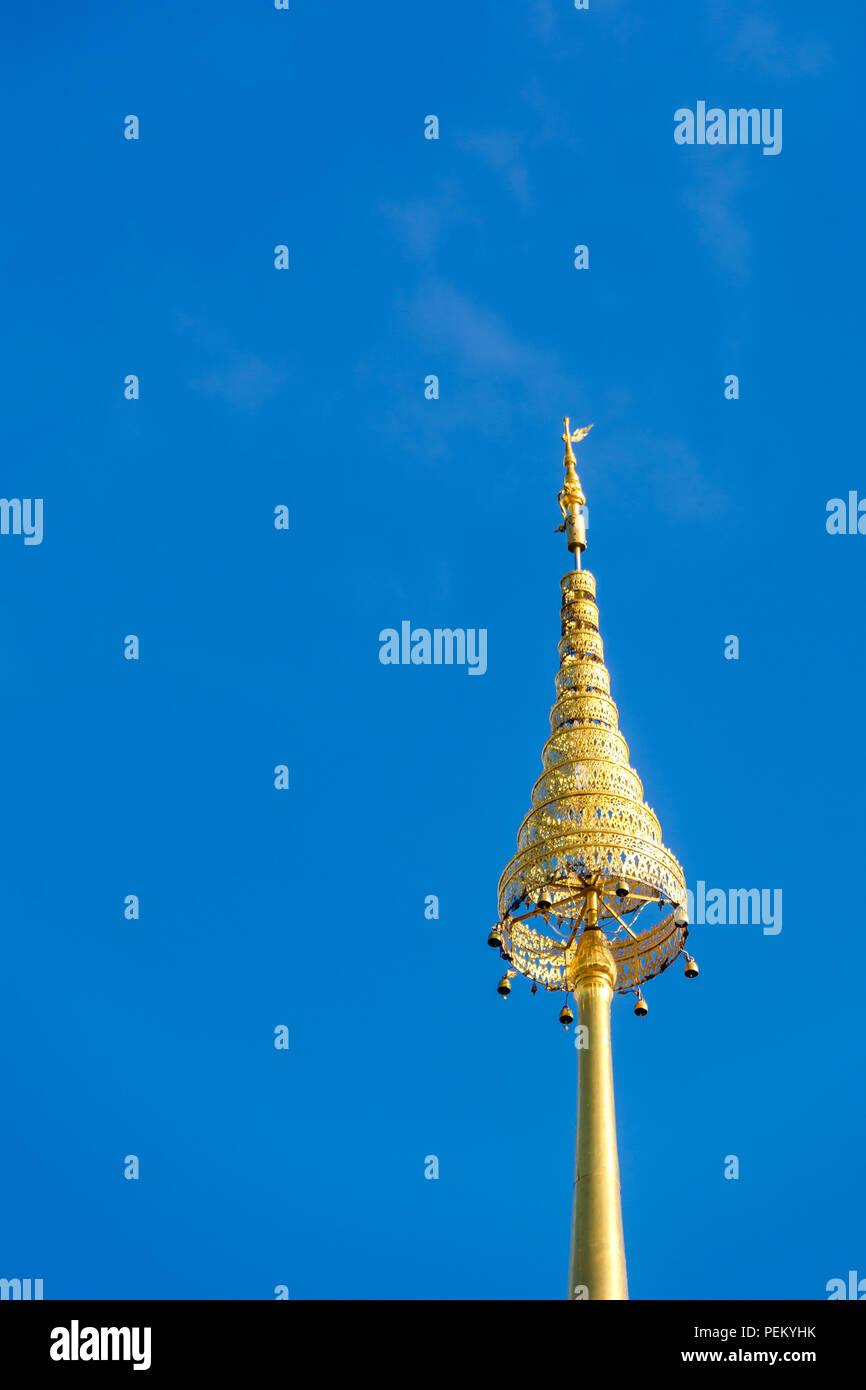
494, 551, 688, 995
490, 417, 695, 1300
497, 416, 687, 990
556, 418, 593, 564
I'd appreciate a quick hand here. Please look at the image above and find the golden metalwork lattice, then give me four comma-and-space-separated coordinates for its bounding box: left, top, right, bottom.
496, 566, 688, 993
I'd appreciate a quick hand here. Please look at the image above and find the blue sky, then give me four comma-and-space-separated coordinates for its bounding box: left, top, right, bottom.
1, 0, 863, 1299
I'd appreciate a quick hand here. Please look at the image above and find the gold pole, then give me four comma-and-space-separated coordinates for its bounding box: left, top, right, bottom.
567, 901, 629, 1301
493, 420, 692, 1299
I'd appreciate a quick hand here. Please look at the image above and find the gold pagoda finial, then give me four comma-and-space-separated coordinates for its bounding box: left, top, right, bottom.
492, 420, 692, 1301
562, 417, 594, 462
557, 417, 594, 564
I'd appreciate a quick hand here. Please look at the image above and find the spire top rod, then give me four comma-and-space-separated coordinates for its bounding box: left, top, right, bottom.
562, 416, 593, 462
557, 417, 594, 568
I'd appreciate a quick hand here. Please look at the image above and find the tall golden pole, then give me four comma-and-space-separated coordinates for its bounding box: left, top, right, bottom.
491, 419, 695, 1301
568, 918, 628, 1300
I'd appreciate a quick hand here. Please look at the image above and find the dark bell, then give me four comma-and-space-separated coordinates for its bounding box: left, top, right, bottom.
684, 954, 699, 979
559, 1004, 574, 1028
615, 879, 629, 899
497, 975, 511, 998
634, 992, 648, 1018
488, 927, 503, 949
537, 887, 553, 913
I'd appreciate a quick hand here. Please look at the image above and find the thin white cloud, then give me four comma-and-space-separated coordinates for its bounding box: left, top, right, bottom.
189, 354, 287, 410
415, 282, 560, 380
716, 5, 832, 77
175, 314, 288, 411
529, 0, 642, 47
380, 182, 476, 260
680, 166, 752, 281
457, 132, 531, 208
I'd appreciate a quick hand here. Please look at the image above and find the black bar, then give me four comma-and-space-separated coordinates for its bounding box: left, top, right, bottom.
0, 1300, 859, 1376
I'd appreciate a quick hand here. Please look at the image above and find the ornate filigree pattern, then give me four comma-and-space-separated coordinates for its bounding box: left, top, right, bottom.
499, 909, 689, 994
496, 567, 687, 993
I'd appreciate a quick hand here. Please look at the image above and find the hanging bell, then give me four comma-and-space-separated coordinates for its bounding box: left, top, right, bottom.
633, 990, 648, 1018
559, 1003, 574, 1028
684, 954, 699, 979
530, 983, 538, 995
537, 886, 553, 914
615, 879, 629, 899
497, 974, 512, 998
674, 905, 688, 927
488, 925, 504, 949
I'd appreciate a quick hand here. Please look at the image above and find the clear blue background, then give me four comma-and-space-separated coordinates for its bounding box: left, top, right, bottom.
1, 0, 863, 1300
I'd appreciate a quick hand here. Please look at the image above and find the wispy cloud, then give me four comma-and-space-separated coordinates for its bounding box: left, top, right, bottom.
414, 282, 559, 379
529, 0, 643, 47
380, 182, 476, 259
716, 5, 832, 77
351, 279, 580, 479
457, 132, 531, 208
680, 166, 751, 281
528, 0, 557, 43
175, 315, 287, 411
189, 354, 287, 410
